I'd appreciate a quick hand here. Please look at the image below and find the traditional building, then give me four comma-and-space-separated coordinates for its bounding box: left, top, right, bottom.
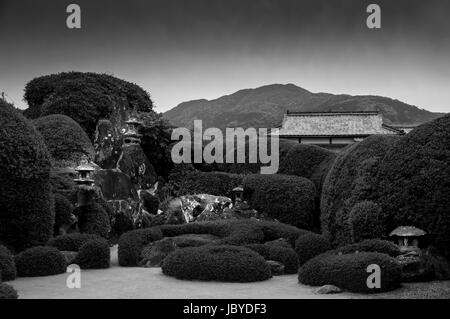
275, 111, 404, 151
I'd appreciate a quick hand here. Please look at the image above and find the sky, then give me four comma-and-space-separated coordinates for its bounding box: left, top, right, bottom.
0, 0, 449, 113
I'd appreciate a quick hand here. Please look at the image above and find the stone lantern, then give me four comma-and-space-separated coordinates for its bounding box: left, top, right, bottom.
74, 155, 95, 186
389, 226, 426, 253
123, 116, 143, 146
232, 186, 244, 205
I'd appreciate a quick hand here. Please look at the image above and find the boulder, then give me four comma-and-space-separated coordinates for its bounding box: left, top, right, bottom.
179, 194, 233, 223
138, 238, 178, 267
61, 251, 78, 265
117, 144, 157, 189
93, 169, 136, 201
266, 260, 285, 276
397, 251, 433, 282
93, 119, 123, 169
316, 285, 342, 294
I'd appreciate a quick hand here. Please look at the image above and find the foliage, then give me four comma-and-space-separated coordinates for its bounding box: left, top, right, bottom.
243, 174, 316, 229
47, 233, 104, 252
245, 243, 299, 274
74, 239, 110, 269
161, 245, 272, 282
348, 201, 385, 243
0, 100, 54, 251
118, 227, 163, 266
15, 246, 66, 277
0, 245, 17, 281
73, 203, 111, 239
334, 239, 401, 257
53, 193, 74, 236
0, 283, 18, 299
294, 233, 332, 265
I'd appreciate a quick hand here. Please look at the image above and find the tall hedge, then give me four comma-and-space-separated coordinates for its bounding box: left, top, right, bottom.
375, 114, 450, 258
23, 72, 154, 137
53, 193, 74, 236
0, 101, 55, 251
243, 174, 316, 230
175, 171, 244, 198
73, 203, 111, 239
320, 135, 400, 245
34, 114, 94, 167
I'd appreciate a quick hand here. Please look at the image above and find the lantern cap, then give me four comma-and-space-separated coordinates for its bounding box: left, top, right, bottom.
74, 155, 95, 172
389, 226, 426, 237
232, 186, 244, 192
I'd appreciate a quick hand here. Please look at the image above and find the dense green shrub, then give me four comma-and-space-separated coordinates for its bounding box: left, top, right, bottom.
0, 245, 17, 281
15, 246, 66, 277
278, 143, 336, 194
73, 203, 111, 239
24, 72, 154, 137
258, 221, 310, 247
348, 201, 385, 243
243, 174, 316, 229
0, 100, 54, 251
118, 227, 163, 266
295, 233, 332, 265
175, 171, 243, 198
334, 240, 401, 258
375, 114, 450, 258
321, 135, 400, 245
74, 239, 110, 269
141, 192, 160, 215
298, 252, 401, 293
245, 244, 299, 274
48, 233, 104, 252
53, 193, 74, 236
49, 167, 77, 201
162, 245, 271, 282
0, 283, 18, 299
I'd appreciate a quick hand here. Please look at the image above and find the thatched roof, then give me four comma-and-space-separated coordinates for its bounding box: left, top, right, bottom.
389, 226, 426, 237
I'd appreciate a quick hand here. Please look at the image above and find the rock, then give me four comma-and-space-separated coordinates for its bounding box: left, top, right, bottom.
266, 260, 285, 276
182, 194, 233, 222
117, 144, 157, 189
93, 119, 123, 169
138, 238, 178, 267
61, 251, 78, 265
93, 169, 137, 201
316, 285, 342, 294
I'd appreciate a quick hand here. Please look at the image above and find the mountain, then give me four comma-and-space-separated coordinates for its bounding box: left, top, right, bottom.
163, 84, 444, 129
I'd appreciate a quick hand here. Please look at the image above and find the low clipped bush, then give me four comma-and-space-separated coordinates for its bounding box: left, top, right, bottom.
118, 227, 163, 266
162, 245, 271, 282
48, 233, 104, 252
295, 233, 332, 265
0, 245, 17, 281
53, 193, 74, 235
335, 239, 401, 258
348, 201, 385, 243
175, 171, 243, 198
73, 203, 111, 239
15, 246, 66, 277
258, 221, 311, 247
298, 252, 402, 293
74, 239, 110, 269
243, 174, 316, 229
245, 244, 299, 274
0, 283, 18, 299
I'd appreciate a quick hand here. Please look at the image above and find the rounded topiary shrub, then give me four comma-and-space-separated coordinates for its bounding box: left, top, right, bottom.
321, 135, 400, 245
0, 245, 17, 281
348, 201, 385, 243
245, 244, 299, 274
53, 193, 74, 236
162, 245, 272, 282
0, 283, 18, 299
141, 192, 160, 215
15, 246, 66, 277
298, 252, 401, 293
48, 233, 105, 252
335, 239, 401, 258
33, 114, 94, 167
74, 239, 110, 269
295, 233, 332, 265
279, 143, 336, 195
73, 203, 111, 239
375, 114, 450, 258
176, 171, 243, 198
243, 174, 316, 229
0, 100, 54, 251
118, 227, 163, 266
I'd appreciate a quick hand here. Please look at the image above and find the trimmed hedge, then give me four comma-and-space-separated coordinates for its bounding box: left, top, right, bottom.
278, 143, 336, 194
48, 233, 104, 252
298, 252, 402, 293
243, 174, 316, 229
74, 239, 110, 269
0, 100, 54, 251
53, 193, 74, 236
162, 245, 272, 282
118, 227, 163, 266
295, 233, 332, 265
73, 203, 111, 239
33, 114, 94, 167
0, 245, 17, 281
175, 171, 243, 198
321, 135, 400, 245
0, 283, 18, 299
348, 201, 385, 243
15, 246, 66, 277
245, 244, 299, 274
141, 192, 160, 215
335, 239, 401, 258
375, 114, 450, 258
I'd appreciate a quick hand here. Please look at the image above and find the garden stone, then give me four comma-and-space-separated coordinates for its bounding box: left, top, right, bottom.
117, 144, 157, 189
61, 251, 78, 265
397, 251, 433, 282
93, 119, 123, 169
139, 238, 179, 267
266, 260, 284, 276
93, 169, 136, 200
316, 285, 342, 294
